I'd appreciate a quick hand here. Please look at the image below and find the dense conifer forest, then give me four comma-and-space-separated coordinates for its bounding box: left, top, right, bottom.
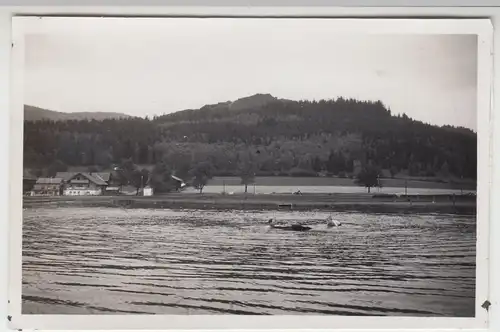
23, 94, 477, 190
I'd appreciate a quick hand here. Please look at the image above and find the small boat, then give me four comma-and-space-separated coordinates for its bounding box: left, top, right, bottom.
268, 219, 311, 231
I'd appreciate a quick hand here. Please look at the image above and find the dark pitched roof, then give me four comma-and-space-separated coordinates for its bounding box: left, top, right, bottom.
23, 169, 38, 180
36, 177, 63, 184
93, 172, 111, 182
55, 172, 110, 186
171, 175, 185, 182
55, 172, 78, 181
80, 173, 108, 186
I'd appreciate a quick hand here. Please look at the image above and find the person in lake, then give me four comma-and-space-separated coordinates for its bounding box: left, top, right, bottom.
326, 215, 342, 227
268, 217, 341, 231
267, 218, 311, 231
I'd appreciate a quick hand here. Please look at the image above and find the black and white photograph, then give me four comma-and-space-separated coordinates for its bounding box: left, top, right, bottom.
12, 17, 491, 322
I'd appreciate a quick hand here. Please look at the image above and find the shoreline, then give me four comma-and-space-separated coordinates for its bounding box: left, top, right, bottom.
23, 193, 477, 215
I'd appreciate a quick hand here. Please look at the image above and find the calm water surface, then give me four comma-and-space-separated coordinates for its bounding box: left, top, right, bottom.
22, 207, 476, 316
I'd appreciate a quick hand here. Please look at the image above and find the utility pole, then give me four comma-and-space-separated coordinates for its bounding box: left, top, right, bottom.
141, 175, 144, 195
114, 166, 125, 194
404, 179, 408, 196
460, 175, 464, 195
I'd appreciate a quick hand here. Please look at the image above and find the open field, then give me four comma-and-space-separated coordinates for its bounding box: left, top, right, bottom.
54, 167, 475, 189
208, 176, 476, 190
23, 192, 476, 215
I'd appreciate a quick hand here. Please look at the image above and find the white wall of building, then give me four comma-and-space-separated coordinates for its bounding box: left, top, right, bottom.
63, 189, 102, 196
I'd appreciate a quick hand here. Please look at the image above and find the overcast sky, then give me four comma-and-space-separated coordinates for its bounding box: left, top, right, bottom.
24, 18, 478, 130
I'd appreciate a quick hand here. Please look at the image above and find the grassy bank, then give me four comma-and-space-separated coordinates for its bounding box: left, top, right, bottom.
23, 192, 477, 215
208, 176, 477, 190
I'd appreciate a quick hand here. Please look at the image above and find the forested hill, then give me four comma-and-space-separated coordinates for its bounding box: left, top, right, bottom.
24, 105, 131, 121
23, 94, 477, 181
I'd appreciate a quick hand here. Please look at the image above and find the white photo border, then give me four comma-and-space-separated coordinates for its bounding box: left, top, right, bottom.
7, 15, 493, 331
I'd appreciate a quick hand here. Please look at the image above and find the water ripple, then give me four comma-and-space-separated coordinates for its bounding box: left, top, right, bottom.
22, 207, 476, 316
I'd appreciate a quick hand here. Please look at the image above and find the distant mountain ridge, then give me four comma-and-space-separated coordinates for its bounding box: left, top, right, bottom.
228, 93, 278, 111
199, 93, 293, 112
24, 105, 131, 121
166, 93, 475, 135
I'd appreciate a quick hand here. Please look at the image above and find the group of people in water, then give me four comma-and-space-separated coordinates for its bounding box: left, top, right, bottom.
267, 215, 341, 232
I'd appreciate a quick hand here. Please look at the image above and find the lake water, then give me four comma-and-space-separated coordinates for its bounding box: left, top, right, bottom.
22, 207, 476, 316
